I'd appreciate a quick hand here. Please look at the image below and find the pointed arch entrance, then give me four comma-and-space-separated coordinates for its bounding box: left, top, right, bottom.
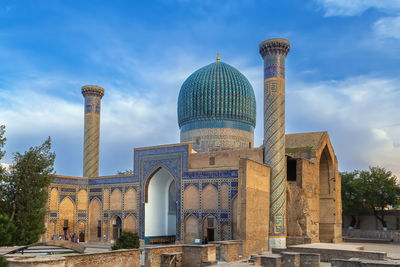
319, 146, 335, 242
144, 167, 177, 244
112, 215, 122, 240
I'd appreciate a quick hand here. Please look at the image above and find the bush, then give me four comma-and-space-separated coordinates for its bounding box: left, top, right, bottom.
111, 231, 140, 250
0, 256, 8, 267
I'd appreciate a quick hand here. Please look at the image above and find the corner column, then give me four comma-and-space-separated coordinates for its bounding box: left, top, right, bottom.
259, 38, 290, 248
81, 85, 104, 178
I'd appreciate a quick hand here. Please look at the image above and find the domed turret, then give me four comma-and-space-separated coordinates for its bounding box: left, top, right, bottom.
177, 59, 256, 152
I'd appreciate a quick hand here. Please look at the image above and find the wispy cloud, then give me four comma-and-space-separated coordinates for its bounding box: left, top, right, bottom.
373, 16, 400, 39
287, 76, 400, 178
313, 0, 400, 17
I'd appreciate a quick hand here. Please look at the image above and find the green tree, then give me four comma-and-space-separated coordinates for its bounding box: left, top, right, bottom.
0, 135, 55, 245
358, 166, 400, 229
0, 256, 9, 267
341, 171, 367, 228
0, 214, 15, 246
111, 231, 140, 250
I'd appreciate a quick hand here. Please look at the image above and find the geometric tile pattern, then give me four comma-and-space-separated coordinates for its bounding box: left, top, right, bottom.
177, 61, 256, 129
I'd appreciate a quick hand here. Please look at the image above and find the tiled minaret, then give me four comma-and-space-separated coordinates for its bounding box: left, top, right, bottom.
259, 38, 290, 248
81, 85, 104, 178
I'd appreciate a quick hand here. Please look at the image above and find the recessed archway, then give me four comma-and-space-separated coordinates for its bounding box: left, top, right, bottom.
89, 198, 102, 242
319, 145, 335, 242
144, 167, 177, 243
112, 215, 122, 240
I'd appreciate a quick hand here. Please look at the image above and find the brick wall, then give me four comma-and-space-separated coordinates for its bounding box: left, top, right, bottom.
7, 249, 141, 267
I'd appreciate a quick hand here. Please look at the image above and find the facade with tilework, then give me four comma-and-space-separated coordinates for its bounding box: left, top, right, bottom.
44, 38, 342, 253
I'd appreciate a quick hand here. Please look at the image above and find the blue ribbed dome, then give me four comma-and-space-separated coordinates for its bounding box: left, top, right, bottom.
177, 61, 256, 129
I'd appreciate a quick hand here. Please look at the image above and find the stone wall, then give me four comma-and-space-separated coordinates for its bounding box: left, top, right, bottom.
344, 229, 400, 242
6, 249, 140, 267
237, 158, 270, 257
182, 244, 217, 267
144, 244, 217, 267
144, 245, 183, 267
211, 241, 241, 262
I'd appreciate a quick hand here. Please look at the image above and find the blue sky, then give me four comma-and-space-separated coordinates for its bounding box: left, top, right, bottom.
0, 0, 399, 178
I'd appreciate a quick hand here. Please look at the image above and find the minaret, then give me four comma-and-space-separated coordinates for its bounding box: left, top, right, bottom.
259, 38, 290, 248
81, 85, 104, 178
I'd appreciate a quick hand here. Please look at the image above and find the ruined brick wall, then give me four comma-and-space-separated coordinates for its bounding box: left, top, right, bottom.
144, 245, 183, 267
7, 249, 140, 267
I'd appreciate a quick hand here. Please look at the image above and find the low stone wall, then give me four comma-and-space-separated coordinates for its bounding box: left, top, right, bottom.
274, 247, 386, 262
332, 258, 400, 266
344, 229, 400, 243
182, 244, 217, 267
64, 249, 140, 266
144, 244, 217, 267
6, 249, 140, 267
144, 245, 183, 267
211, 241, 241, 262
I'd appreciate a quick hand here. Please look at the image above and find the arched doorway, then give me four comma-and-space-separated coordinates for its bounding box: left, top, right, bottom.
319, 146, 335, 242
58, 197, 75, 239
144, 167, 177, 244
112, 215, 122, 240
202, 215, 217, 242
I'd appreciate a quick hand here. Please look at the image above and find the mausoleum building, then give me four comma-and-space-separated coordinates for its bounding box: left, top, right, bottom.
45, 39, 342, 254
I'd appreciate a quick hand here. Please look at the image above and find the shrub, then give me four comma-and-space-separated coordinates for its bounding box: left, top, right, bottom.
111, 231, 140, 250
0, 256, 9, 267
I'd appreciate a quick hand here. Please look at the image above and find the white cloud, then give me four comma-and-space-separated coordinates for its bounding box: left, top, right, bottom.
286, 76, 400, 179
373, 16, 400, 39
314, 0, 400, 17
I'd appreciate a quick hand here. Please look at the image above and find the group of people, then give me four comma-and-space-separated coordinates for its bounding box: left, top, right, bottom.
58, 231, 80, 243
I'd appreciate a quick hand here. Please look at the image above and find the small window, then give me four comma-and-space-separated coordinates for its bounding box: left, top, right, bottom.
287, 157, 297, 181
195, 137, 201, 145
249, 142, 252, 148
209, 156, 215, 165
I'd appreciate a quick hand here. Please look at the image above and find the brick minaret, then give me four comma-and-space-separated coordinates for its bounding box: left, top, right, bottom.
81, 85, 104, 178
259, 38, 290, 248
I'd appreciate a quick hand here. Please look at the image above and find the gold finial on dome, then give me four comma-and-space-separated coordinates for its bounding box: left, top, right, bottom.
216, 52, 220, 62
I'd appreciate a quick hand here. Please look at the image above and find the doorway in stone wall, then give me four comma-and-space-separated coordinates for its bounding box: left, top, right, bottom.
144, 167, 177, 244
202, 215, 217, 242
112, 216, 122, 240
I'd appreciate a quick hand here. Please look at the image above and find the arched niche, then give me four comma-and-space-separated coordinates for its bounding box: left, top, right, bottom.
124, 214, 137, 233
58, 197, 76, 236
202, 184, 218, 210
202, 215, 217, 242
184, 214, 199, 243
110, 189, 122, 210
88, 198, 102, 242
319, 145, 335, 242
183, 185, 199, 210
124, 188, 137, 211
